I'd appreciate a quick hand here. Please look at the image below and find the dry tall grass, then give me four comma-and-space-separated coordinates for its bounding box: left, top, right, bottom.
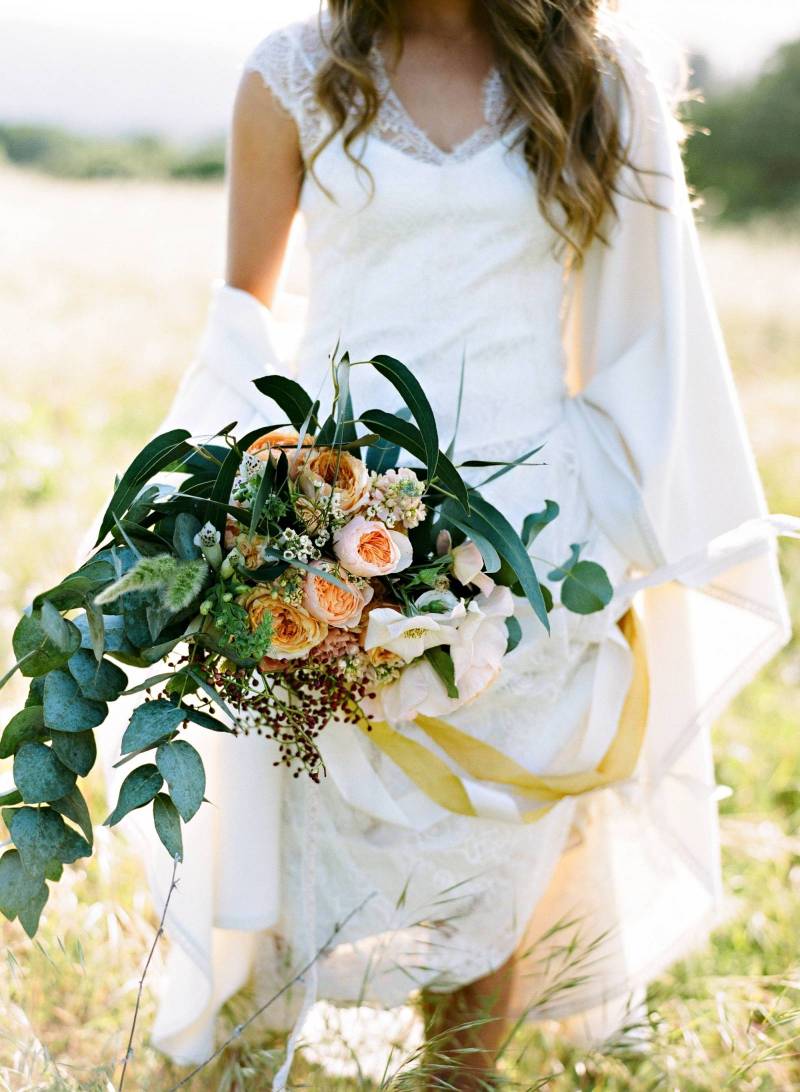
1, 166, 799, 1090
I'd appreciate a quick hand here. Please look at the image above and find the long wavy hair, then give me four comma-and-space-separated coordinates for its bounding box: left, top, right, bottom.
308, 0, 638, 268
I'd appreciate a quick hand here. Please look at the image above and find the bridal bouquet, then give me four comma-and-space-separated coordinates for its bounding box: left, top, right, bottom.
0, 353, 611, 936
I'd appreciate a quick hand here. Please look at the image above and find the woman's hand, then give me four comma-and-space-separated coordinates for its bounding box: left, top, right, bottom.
225, 69, 303, 308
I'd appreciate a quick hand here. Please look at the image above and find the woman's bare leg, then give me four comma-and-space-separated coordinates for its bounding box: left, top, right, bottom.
420, 951, 518, 1090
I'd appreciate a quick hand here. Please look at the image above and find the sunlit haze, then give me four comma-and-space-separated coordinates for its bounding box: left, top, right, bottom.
3, 0, 800, 136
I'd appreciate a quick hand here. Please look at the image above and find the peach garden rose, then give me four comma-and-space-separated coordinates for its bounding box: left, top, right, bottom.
243, 585, 328, 662
333, 516, 413, 578
303, 563, 373, 629
298, 449, 371, 515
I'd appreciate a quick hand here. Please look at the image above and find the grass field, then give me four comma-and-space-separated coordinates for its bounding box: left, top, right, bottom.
1, 165, 799, 1090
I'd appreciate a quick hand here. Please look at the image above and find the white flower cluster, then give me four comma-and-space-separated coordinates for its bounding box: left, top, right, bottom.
365, 467, 427, 530
278, 527, 320, 564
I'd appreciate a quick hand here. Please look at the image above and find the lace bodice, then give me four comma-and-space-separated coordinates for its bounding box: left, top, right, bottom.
244, 16, 572, 465
245, 16, 514, 166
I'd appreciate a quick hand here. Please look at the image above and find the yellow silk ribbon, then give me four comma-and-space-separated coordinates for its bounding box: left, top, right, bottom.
356, 608, 650, 824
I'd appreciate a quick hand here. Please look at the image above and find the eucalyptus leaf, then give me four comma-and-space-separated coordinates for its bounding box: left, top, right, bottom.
51, 786, 93, 844
0, 850, 47, 921
369, 355, 439, 478
505, 616, 523, 654
50, 730, 97, 777
57, 825, 92, 864
156, 740, 206, 821
104, 764, 164, 826
0, 789, 22, 807
522, 501, 560, 548
173, 512, 203, 560
0, 706, 46, 760
40, 600, 79, 654
43, 671, 107, 734
251, 375, 315, 430
7, 807, 65, 879
14, 742, 77, 804
559, 561, 614, 615
18, 882, 49, 937
120, 700, 184, 755
67, 649, 128, 702
444, 494, 550, 632
152, 793, 183, 861
12, 610, 81, 678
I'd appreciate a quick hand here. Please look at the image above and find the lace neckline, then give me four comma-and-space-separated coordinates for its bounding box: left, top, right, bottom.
368, 43, 510, 166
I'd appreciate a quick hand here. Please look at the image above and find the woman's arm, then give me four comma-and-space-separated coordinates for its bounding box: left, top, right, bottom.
225, 69, 303, 307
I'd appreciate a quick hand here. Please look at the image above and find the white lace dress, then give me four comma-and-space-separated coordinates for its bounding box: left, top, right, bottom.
110, 13, 793, 1075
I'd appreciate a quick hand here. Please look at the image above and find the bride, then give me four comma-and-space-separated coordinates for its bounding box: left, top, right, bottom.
123, 0, 792, 1085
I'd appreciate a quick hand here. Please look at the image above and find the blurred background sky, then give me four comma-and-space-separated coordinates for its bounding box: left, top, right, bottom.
3, 0, 800, 137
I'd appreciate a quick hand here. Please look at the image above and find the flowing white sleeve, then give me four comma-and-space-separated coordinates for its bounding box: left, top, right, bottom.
562, 30, 777, 580
157, 283, 291, 438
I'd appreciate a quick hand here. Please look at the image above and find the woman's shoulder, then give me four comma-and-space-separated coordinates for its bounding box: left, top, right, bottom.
243, 13, 331, 109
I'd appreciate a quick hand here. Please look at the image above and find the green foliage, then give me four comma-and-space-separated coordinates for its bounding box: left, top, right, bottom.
67, 649, 128, 702
104, 764, 164, 826
50, 729, 97, 776
0, 124, 224, 181
13, 742, 77, 804
424, 648, 459, 699
685, 40, 800, 220
211, 596, 273, 663
0, 850, 49, 935
153, 794, 184, 861
11, 608, 81, 679
548, 544, 614, 615
0, 706, 47, 759
156, 740, 206, 822
120, 700, 184, 756
43, 670, 107, 733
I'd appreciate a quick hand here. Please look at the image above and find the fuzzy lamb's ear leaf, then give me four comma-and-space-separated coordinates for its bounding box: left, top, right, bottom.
104, 764, 164, 826
153, 794, 183, 861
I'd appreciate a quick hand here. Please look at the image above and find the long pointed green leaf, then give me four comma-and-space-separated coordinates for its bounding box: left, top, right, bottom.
359, 410, 469, 512
252, 376, 315, 430
369, 355, 439, 477
96, 430, 191, 545
444, 494, 550, 631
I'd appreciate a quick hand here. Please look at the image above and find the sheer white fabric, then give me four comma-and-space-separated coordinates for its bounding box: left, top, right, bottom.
101, 12, 794, 1077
